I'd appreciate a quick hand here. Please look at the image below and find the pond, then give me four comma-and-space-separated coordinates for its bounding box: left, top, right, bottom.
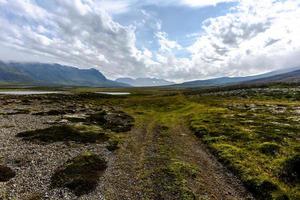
0, 91, 64, 95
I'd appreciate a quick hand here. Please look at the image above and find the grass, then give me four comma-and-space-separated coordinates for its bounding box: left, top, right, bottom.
107, 86, 299, 199
51, 152, 107, 196
2, 85, 300, 199
188, 94, 300, 199
139, 124, 196, 200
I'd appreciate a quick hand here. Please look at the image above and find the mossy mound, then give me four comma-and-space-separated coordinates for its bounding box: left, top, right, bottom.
51, 152, 107, 196
106, 139, 119, 151
89, 111, 134, 132
280, 154, 300, 184
259, 142, 280, 156
0, 165, 16, 182
16, 125, 108, 144
245, 179, 279, 200
150, 167, 196, 200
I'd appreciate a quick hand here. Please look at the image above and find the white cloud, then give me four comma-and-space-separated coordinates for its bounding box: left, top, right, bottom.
156, 32, 182, 53
128, 0, 237, 9
96, 0, 131, 14
0, 0, 148, 78
131, 0, 300, 82
180, 0, 237, 7
0, 0, 300, 82
185, 0, 300, 79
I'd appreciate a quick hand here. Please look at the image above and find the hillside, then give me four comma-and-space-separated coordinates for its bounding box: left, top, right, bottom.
171, 67, 300, 88
243, 69, 300, 85
0, 61, 127, 87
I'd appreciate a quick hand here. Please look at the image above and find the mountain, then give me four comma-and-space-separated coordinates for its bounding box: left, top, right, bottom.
243, 69, 300, 85
0, 61, 128, 87
116, 77, 175, 87
171, 67, 300, 88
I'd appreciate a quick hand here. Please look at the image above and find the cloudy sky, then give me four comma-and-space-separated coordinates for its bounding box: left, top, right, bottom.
0, 0, 300, 82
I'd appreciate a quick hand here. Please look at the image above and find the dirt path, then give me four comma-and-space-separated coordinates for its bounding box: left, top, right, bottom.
104, 115, 254, 200
170, 122, 253, 199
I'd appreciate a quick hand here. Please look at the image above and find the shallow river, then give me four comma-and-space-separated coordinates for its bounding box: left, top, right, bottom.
0, 91, 64, 95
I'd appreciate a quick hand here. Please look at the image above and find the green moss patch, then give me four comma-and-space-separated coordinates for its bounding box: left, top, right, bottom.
0, 165, 16, 182
189, 101, 300, 199
280, 154, 300, 185
140, 124, 197, 200
259, 142, 280, 156
16, 124, 108, 144
51, 152, 107, 196
106, 139, 119, 151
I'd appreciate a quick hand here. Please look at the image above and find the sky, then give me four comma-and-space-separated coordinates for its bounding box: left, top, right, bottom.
0, 0, 300, 82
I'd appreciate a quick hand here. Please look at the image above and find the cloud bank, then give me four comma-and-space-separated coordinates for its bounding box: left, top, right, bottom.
0, 0, 299, 82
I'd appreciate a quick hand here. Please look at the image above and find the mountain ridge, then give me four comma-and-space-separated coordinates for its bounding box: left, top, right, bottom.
0, 61, 128, 87
170, 67, 300, 88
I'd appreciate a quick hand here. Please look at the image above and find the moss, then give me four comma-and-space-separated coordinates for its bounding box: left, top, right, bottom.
88, 110, 107, 124
16, 124, 108, 144
188, 97, 300, 199
0, 165, 16, 182
106, 139, 119, 151
280, 154, 300, 185
139, 123, 196, 200
259, 142, 281, 156
150, 167, 196, 200
51, 152, 107, 196
243, 179, 287, 200
191, 125, 209, 138
89, 111, 134, 132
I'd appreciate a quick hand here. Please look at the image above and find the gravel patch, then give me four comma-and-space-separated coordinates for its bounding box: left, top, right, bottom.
0, 113, 109, 199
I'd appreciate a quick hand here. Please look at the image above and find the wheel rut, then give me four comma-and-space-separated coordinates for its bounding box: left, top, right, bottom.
104, 116, 254, 200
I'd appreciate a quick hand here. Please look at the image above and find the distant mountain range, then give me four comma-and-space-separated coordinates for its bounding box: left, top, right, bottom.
171, 67, 300, 88
243, 69, 300, 85
116, 77, 175, 87
1, 61, 300, 88
0, 61, 128, 87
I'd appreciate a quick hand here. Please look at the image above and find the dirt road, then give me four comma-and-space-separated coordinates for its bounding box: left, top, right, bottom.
104, 115, 254, 200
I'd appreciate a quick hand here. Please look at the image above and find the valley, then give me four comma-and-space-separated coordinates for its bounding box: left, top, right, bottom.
0, 85, 299, 199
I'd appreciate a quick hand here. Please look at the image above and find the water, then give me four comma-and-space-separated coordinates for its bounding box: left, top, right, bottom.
0, 91, 64, 95
96, 92, 131, 95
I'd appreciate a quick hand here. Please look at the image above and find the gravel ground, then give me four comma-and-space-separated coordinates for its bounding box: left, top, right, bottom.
0, 96, 111, 200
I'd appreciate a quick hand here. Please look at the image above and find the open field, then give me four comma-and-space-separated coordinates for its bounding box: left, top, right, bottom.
0, 85, 299, 199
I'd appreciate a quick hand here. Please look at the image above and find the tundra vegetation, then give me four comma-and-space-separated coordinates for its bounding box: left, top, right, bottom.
0, 84, 299, 199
